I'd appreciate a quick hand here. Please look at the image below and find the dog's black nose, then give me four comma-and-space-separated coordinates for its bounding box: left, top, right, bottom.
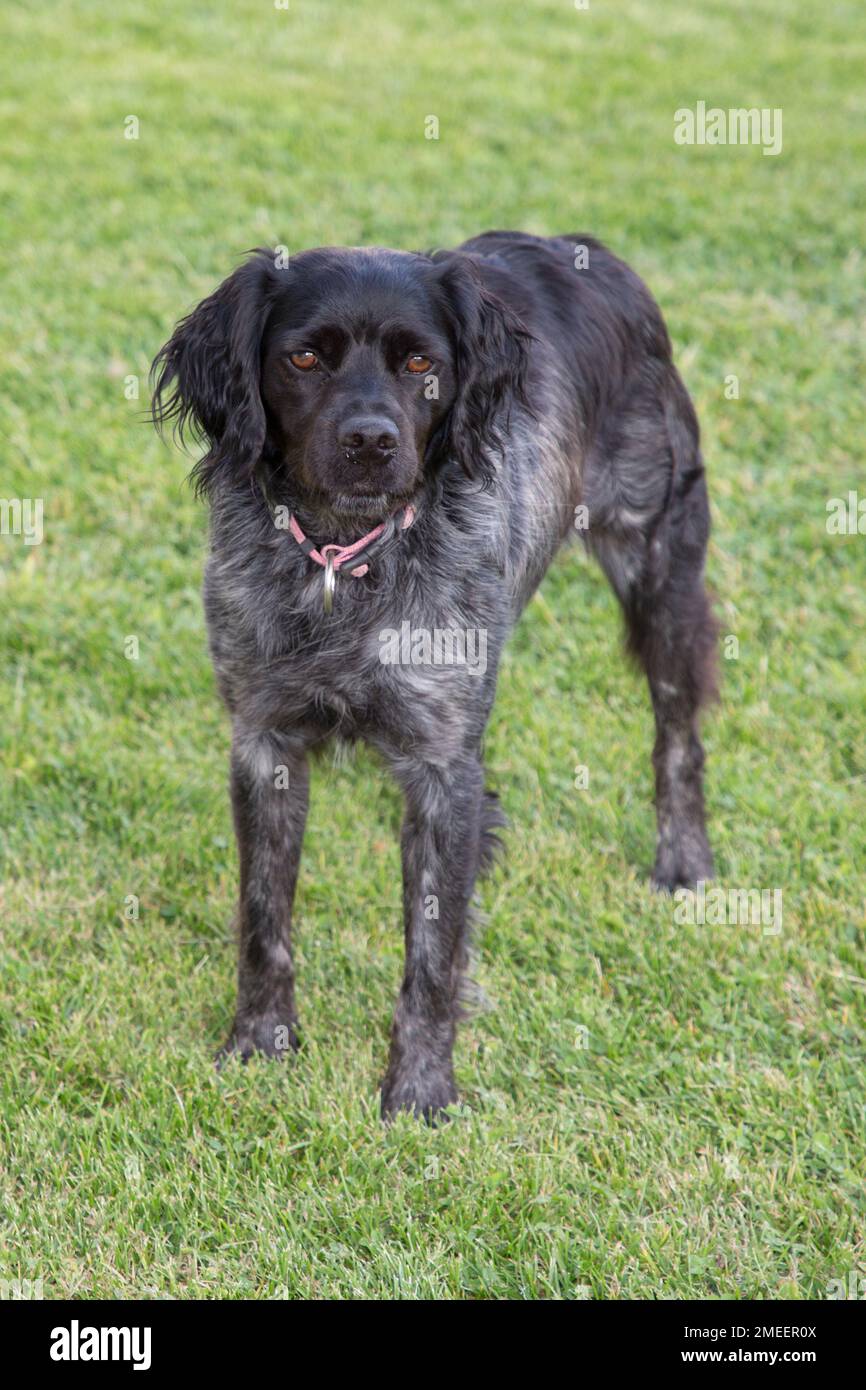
338, 416, 399, 459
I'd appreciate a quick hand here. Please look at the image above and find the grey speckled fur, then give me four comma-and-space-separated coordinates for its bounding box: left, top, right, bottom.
153, 230, 717, 1121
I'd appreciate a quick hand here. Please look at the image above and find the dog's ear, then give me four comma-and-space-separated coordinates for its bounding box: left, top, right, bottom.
151, 251, 278, 495
433, 254, 534, 485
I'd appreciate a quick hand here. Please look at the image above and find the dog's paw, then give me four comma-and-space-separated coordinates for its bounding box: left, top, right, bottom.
651, 834, 714, 893
215, 1015, 299, 1068
380, 1069, 458, 1125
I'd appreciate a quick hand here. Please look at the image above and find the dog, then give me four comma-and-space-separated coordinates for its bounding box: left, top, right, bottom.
152, 231, 717, 1120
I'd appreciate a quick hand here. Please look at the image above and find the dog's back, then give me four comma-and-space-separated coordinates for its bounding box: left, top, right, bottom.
446, 231, 696, 614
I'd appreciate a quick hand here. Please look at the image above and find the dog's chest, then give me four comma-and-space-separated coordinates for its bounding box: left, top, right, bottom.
206, 513, 502, 752
279, 597, 489, 756
292, 601, 487, 745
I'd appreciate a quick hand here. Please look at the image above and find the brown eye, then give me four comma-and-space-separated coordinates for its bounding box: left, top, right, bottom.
406, 354, 432, 374
289, 351, 318, 371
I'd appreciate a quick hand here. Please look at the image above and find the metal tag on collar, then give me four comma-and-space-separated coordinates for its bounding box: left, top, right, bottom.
322, 550, 336, 614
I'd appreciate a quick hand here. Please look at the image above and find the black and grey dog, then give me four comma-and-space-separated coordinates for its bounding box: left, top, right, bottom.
152, 231, 717, 1120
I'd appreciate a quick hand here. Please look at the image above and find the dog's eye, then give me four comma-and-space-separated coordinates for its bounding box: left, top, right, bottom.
289, 351, 318, 371
405, 354, 432, 374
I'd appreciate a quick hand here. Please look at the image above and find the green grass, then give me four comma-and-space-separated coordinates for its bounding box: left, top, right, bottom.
1, 0, 864, 1299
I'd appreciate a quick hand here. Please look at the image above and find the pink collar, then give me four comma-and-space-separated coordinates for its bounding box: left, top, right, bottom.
288, 504, 415, 579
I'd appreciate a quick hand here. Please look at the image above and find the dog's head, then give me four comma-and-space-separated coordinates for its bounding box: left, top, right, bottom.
152, 246, 532, 517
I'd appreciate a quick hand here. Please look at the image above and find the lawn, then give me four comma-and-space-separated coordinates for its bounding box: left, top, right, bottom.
1, 0, 864, 1299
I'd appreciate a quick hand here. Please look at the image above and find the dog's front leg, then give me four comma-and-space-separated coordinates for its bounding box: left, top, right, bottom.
381, 754, 484, 1121
218, 727, 309, 1063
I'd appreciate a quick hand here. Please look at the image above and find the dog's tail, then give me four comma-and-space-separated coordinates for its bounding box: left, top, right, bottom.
478, 787, 507, 876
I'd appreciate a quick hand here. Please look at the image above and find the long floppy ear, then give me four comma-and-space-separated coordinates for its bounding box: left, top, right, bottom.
433, 254, 534, 485
151, 250, 278, 495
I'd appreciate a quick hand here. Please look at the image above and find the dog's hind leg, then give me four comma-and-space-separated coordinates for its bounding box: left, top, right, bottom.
587, 384, 717, 890
625, 509, 717, 891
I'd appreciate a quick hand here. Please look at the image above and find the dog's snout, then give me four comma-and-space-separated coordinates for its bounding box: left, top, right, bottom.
338, 415, 399, 459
